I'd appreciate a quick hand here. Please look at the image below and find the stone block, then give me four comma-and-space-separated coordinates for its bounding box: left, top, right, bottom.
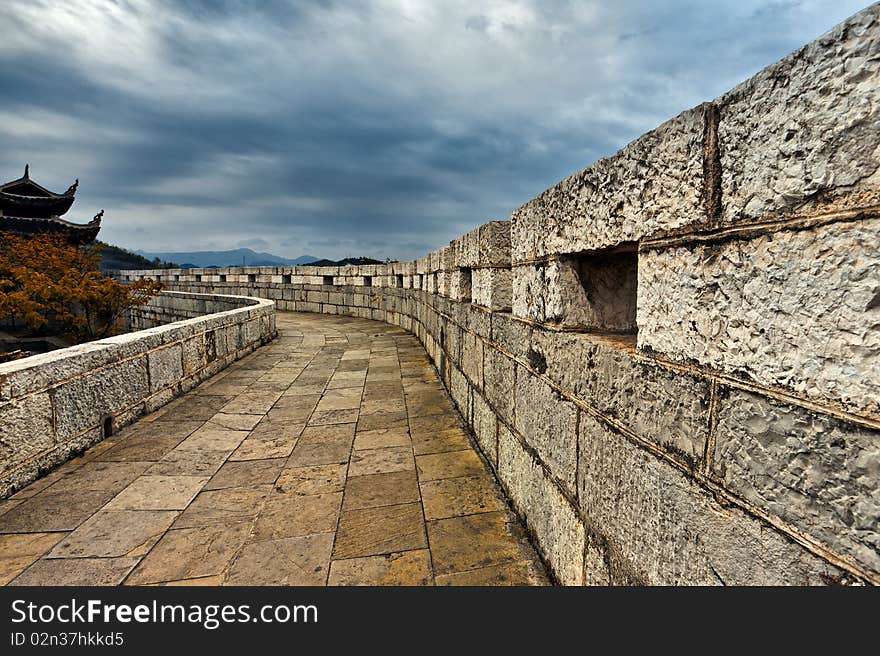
510, 104, 706, 261
453, 227, 481, 267
54, 358, 150, 441
717, 5, 880, 223
460, 330, 482, 388
0, 393, 54, 477
498, 424, 584, 584
472, 268, 512, 310
472, 392, 498, 466
448, 269, 472, 302
490, 312, 532, 361
182, 334, 207, 376
482, 346, 515, 426
148, 345, 184, 393
577, 412, 846, 585
513, 368, 578, 494
532, 330, 710, 465
478, 221, 511, 266
638, 219, 880, 417
449, 365, 471, 421
715, 388, 880, 575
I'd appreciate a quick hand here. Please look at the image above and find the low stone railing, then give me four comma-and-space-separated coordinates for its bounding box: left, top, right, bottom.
124, 6, 879, 585
0, 291, 276, 497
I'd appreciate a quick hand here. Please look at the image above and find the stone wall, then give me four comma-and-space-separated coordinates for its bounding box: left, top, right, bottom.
0, 291, 276, 497
121, 5, 879, 585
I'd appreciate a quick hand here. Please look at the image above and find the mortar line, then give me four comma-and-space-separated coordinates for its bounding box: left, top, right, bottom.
507, 204, 880, 265
423, 300, 880, 432
701, 379, 720, 477
484, 335, 877, 584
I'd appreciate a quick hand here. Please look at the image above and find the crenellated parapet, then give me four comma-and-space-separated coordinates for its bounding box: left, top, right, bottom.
101, 4, 880, 584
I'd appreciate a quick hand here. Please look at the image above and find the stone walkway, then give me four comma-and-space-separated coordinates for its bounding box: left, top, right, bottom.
0, 312, 548, 586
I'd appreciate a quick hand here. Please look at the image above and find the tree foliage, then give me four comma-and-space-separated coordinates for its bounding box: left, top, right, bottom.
0, 233, 163, 344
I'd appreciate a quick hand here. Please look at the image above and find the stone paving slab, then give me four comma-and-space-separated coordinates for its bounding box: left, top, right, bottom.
0, 312, 549, 586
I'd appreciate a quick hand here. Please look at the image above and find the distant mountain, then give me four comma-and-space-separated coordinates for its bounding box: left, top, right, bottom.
97, 242, 178, 271
307, 256, 387, 267
135, 248, 319, 269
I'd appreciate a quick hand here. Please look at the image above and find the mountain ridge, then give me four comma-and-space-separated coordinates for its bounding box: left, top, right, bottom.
134, 248, 318, 268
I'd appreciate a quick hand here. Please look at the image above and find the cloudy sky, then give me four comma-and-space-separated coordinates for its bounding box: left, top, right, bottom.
0, 1, 869, 261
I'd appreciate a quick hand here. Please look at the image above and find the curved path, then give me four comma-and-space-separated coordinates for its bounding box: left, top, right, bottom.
0, 312, 548, 586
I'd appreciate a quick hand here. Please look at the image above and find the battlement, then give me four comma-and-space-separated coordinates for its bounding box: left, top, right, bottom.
4, 4, 878, 585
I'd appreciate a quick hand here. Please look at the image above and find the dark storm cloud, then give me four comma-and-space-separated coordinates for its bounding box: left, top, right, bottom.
0, 0, 870, 260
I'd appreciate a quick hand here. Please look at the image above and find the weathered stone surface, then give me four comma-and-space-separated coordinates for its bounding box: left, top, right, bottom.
513, 369, 578, 493
715, 389, 880, 574
416, 449, 484, 481
0, 393, 54, 477
126, 523, 252, 584
426, 510, 533, 577
353, 428, 410, 450
148, 345, 183, 393
328, 550, 432, 586
532, 330, 710, 465
478, 221, 511, 266
472, 268, 512, 310
49, 461, 152, 495
275, 463, 347, 496
577, 411, 846, 585
639, 219, 880, 417
471, 392, 498, 466
460, 330, 482, 388
105, 475, 209, 511
146, 447, 228, 476
348, 446, 413, 476
498, 425, 584, 585
717, 5, 880, 223
252, 491, 342, 540
448, 269, 472, 302
343, 470, 419, 510
420, 474, 505, 520
204, 458, 285, 490
97, 421, 201, 462
176, 427, 248, 452
333, 502, 427, 559
53, 358, 149, 440
0, 489, 117, 533
10, 557, 141, 586
490, 313, 532, 361
411, 427, 471, 456
181, 335, 206, 376
482, 346, 515, 425
225, 534, 333, 585
510, 105, 705, 261
49, 510, 178, 558
174, 485, 272, 528
0, 532, 65, 585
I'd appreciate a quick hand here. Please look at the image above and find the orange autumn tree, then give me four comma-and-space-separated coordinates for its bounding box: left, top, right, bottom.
0, 233, 163, 343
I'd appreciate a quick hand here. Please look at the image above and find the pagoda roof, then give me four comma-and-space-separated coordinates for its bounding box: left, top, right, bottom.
0, 165, 79, 218
0, 210, 102, 245
0, 164, 78, 199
